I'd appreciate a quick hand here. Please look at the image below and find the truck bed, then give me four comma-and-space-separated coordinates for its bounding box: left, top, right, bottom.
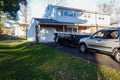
54, 32, 90, 47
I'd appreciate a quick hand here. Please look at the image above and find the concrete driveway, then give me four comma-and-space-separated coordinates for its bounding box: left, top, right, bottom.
45, 43, 120, 71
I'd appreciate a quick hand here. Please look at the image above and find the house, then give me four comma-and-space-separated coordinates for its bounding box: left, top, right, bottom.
1, 27, 11, 35
27, 5, 110, 43
18, 23, 29, 36
2, 23, 25, 37
14, 24, 25, 37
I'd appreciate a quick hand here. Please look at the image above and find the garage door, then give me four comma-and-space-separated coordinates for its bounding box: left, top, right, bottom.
39, 27, 56, 42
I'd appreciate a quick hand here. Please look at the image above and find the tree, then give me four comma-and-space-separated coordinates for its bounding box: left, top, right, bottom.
110, 0, 120, 22
19, 0, 31, 37
97, 0, 120, 23
0, 0, 28, 19
40, 0, 66, 8
0, 14, 8, 35
0, 0, 28, 35
98, 2, 113, 14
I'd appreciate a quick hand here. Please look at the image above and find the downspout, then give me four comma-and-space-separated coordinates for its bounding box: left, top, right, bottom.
95, 12, 98, 31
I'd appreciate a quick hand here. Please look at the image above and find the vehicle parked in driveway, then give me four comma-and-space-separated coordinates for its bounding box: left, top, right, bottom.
54, 32, 90, 47
79, 28, 120, 63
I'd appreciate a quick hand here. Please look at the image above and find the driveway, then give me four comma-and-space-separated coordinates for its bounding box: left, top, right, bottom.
45, 43, 120, 71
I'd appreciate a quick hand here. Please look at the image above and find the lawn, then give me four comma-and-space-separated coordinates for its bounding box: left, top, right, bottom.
0, 40, 120, 80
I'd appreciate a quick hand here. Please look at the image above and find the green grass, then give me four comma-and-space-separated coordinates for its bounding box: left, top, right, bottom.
0, 40, 120, 80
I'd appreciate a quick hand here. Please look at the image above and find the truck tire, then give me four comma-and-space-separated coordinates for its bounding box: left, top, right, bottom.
79, 43, 87, 53
114, 50, 120, 63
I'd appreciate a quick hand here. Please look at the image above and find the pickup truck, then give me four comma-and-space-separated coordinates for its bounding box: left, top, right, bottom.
54, 32, 90, 47
79, 28, 120, 63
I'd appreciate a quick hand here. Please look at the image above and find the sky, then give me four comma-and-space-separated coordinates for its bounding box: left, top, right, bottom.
28, 0, 110, 22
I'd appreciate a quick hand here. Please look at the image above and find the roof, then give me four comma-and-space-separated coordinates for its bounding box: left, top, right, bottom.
48, 5, 110, 15
33, 18, 111, 27
34, 18, 75, 25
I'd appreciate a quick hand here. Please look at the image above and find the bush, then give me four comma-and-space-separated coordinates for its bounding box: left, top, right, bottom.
0, 34, 26, 40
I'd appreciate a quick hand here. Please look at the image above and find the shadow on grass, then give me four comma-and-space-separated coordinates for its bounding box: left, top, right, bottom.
0, 34, 26, 41
0, 41, 120, 80
0, 43, 59, 80
0, 40, 29, 49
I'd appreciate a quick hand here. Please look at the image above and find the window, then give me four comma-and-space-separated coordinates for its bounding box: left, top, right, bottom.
84, 13, 91, 18
67, 28, 72, 32
106, 30, 118, 39
92, 31, 105, 39
67, 27, 78, 33
69, 11, 74, 17
98, 15, 105, 20
64, 11, 68, 16
73, 28, 77, 32
88, 14, 91, 18
92, 30, 118, 39
102, 18, 104, 20
99, 17, 104, 20
99, 17, 101, 19
60, 10, 75, 17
